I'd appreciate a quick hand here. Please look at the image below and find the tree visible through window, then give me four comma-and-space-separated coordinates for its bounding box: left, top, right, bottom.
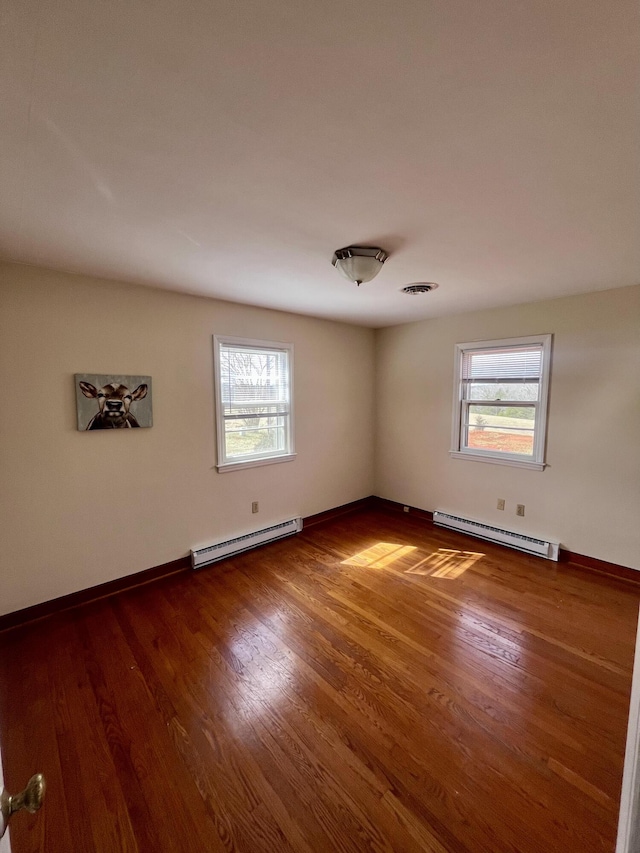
451, 335, 552, 469
214, 336, 294, 470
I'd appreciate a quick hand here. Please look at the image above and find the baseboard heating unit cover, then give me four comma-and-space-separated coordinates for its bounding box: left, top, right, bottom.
433, 511, 559, 561
191, 517, 303, 569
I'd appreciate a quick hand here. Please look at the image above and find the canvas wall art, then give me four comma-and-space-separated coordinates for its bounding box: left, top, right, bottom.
75, 374, 153, 430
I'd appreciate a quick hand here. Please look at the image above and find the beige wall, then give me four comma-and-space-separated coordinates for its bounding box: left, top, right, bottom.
375, 285, 640, 569
2, 262, 638, 617
0, 262, 375, 616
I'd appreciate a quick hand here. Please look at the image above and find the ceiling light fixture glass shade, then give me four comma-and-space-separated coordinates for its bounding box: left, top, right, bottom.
332, 246, 388, 286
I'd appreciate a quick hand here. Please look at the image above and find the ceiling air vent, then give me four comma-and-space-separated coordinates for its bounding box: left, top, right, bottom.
401, 282, 439, 295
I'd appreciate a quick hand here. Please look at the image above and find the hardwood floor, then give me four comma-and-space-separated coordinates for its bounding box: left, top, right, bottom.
1, 509, 638, 852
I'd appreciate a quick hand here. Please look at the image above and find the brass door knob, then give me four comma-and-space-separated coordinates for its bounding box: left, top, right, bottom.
0, 774, 46, 837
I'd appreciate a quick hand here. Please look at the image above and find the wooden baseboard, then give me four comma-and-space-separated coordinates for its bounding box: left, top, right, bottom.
0, 497, 377, 633
0, 555, 192, 634
370, 496, 434, 523
302, 496, 377, 529
370, 497, 639, 585
559, 549, 640, 585
3, 496, 637, 633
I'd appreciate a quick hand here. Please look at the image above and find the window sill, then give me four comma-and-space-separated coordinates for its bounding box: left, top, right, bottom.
449, 450, 546, 471
217, 453, 297, 473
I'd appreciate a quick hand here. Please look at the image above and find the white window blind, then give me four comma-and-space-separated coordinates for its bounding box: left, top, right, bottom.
214, 337, 295, 471
461, 346, 543, 382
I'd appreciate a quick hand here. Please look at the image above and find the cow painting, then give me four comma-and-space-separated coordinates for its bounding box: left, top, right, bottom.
75, 374, 152, 431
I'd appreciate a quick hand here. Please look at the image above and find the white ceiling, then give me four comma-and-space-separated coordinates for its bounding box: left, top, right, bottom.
1, 0, 639, 327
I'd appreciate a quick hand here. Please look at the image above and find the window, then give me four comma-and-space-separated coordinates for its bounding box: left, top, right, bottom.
450, 334, 552, 470
214, 336, 295, 472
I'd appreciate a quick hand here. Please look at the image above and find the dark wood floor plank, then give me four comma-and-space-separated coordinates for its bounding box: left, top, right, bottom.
214, 567, 529, 853
225, 551, 612, 852
74, 599, 236, 852
169, 561, 477, 852
112, 590, 322, 853
0, 621, 75, 852
48, 617, 140, 853
272, 553, 623, 798
156, 578, 434, 853
293, 546, 629, 789
0, 508, 637, 852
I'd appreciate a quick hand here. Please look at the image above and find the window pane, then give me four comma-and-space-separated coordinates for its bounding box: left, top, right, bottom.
464, 405, 535, 456
466, 382, 539, 402
453, 335, 551, 467
216, 337, 293, 466
225, 419, 287, 458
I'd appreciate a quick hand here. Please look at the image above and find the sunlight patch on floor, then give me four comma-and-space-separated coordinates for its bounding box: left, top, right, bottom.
405, 548, 484, 579
342, 542, 417, 569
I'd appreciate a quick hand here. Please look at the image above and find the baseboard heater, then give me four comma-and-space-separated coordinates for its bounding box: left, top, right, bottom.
433, 511, 559, 561
191, 517, 303, 569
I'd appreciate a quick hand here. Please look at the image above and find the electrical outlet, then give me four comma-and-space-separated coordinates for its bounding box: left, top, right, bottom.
403, 506, 410, 513
516, 504, 525, 517
497, 498, 505, 511
252, 501, 259, 513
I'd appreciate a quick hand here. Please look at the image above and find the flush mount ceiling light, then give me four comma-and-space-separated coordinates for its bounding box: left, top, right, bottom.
401, 282, 439, 295
331, 246, 388, 286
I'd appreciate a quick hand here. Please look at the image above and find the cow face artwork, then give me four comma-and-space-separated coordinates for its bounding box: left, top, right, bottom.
75, 374, 153, 430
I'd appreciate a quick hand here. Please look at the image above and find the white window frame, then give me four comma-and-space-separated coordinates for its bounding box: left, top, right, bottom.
213, 335, 296, 473
450, 334, 552, 471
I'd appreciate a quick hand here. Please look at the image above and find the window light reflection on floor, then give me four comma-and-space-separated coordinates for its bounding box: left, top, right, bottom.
341, 543, 484, 578
341, 542, 417, 569
406, 548, 484, 578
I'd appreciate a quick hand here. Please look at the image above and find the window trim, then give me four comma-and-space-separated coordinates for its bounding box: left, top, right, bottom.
449, 334, 552, 471
213, 335, 296, 473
